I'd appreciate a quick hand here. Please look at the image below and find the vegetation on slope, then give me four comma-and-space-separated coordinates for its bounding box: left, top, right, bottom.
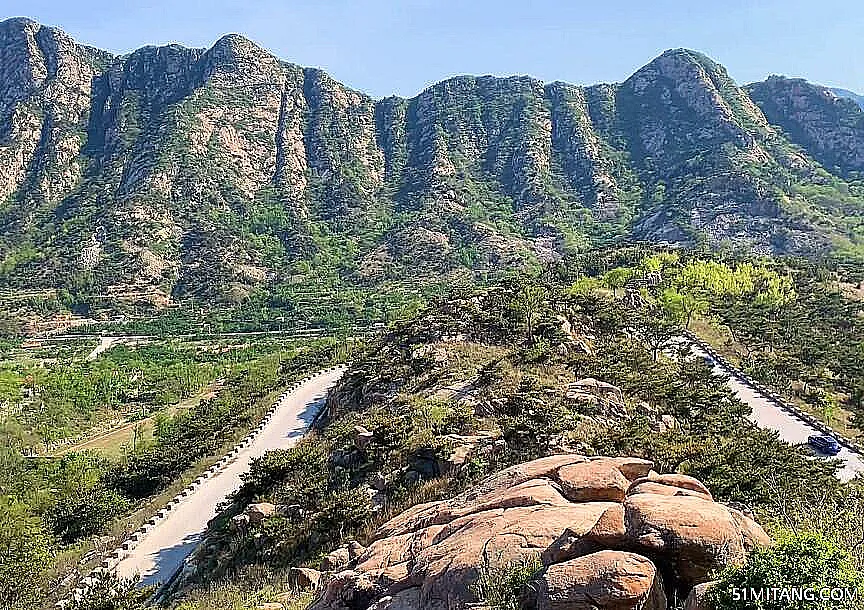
105, 262, 861, 609
0, 338, 346, 610
4, 19, 864, 310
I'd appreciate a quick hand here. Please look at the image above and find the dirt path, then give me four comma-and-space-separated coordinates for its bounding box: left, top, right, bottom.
85, 336, 121, 361
52, 380, 225, 457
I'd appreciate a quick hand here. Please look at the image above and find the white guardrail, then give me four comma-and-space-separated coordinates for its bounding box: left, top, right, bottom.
59, 366, 344, 607
682, 331, 863, 456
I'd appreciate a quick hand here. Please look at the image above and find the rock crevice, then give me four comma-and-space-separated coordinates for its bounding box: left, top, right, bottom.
311, 454, 770, 610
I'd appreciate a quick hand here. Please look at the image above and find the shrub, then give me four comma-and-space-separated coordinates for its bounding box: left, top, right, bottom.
0, 496, 53, 609
48, 484, 131, 542
471, 553, 542, 610
708, 531, 864, 610
66, 572, 152, 610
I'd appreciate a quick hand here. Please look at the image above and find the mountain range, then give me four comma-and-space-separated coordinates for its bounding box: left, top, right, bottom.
832, 87, 864, 110
2, 17, 864, 303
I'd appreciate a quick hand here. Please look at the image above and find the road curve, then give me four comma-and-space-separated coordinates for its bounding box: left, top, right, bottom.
85, 336, 120, 361
113, 367, 345, 586
687, 341, 864, 482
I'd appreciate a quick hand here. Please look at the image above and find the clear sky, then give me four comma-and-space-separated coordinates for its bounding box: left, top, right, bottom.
3, 0, 863, 98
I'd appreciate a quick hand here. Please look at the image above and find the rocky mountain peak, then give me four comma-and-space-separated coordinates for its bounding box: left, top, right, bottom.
0, 16, 40, 36
747, 75, 864, 176
202, 33, 281, 78
831, 87, 864, 110
1, 22, 864, 296
0, 18, 110, 204
0, 17, 53, 109
625, 48, 764, 136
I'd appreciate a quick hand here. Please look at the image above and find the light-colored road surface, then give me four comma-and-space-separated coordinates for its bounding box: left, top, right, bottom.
688, 342, 864, 481
85, 336, 120, 361
114, 367, 344, 586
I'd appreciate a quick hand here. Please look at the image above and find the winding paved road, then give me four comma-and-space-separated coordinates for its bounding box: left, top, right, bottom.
102, 336, 864, 592
687, 341, 864, 481
112, 367, 345, 586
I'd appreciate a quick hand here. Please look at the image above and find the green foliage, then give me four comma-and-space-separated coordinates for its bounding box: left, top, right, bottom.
48, 484, 130, 543
471, 554, 542, 610
109, 349, 318, 498
661, 285, 709, 328
182, 270, 862, 603
66, 572, 152, 610
0, 496, 53, 610
709, 532, 864, 610
567, 276, 604, 296
602, 266, 634, 295
0, 337, 342, 608
235, 441, 330, 507
510, 283, 546, 345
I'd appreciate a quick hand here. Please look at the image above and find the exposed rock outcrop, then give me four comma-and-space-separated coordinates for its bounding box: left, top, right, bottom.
533, 550, 667, 610
747, 76, 864, 176
0, 20, 859, 299
310, 455, 769, 610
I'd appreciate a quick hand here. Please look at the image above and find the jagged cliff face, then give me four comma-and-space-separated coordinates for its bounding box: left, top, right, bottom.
2, 20, 864, 300
748, 76, 864, 177
0, 18, 108, 205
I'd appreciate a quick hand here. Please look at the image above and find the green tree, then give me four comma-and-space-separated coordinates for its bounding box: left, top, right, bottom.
817, 392, 838, 428
709, 531, 864, 610
512, 284, 545, 346
602, 267, 634, 297
633, 309, 679, 361
48, 484, 130, 543
568, 276, 604, 297
0, 496, 53, 609
661, 286, 708, 328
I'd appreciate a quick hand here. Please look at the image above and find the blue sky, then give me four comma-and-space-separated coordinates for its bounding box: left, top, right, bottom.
3, 0, 863, 98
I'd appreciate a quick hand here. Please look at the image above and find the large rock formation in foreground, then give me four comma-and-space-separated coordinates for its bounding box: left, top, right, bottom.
311, 454, 769, 610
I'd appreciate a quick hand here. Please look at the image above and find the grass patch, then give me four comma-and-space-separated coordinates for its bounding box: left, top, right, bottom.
472, 553, 542, 610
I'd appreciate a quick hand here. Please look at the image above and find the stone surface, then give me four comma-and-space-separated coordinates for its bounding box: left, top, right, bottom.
314, 570, 382, 610
290, 567, 322, 590
558, 459, 631, 502
623, 493, 770, 586
321, 546, 352, 572
310, 455, 770, 610
626, 480, 711, 501
684, 581, 718, 610
245, 502, 277, 524
534, 550, 667, 610
354, 425, 375, 449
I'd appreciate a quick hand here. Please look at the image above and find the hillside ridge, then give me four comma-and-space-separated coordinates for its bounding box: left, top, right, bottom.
2, 18, 864, 304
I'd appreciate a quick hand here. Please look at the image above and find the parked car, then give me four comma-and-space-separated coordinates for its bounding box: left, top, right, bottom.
808, 434, 841, 456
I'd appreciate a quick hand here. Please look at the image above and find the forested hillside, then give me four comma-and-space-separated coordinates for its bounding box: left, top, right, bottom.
3, 18, 864, 310
56, 256, 862, 610
5, 15, 864, 610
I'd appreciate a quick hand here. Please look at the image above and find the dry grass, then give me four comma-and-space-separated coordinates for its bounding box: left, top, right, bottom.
174, 577, 316, 610
53, 380, 222, 458
689, 318, 747, 366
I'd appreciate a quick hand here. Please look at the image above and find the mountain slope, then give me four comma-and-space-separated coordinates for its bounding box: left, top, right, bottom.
2, 19, 864, 304
832, 87, 864, 110
747, 76, 864, 177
